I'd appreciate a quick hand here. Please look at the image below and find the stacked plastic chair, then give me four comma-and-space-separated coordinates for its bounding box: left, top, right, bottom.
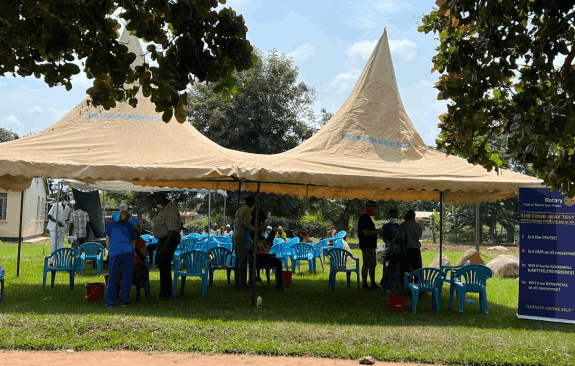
173, 250, 210, 299
404, 268, 445, 314
43, 248, 79, 290
77, 242, 106, 275
449, 264, 493, 315
326, 248, 360, 290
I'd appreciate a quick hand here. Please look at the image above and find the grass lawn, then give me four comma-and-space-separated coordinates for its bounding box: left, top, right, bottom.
0, 239, 574, 365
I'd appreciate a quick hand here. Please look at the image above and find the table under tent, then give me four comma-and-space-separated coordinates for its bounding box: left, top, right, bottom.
0, 28, 543, 305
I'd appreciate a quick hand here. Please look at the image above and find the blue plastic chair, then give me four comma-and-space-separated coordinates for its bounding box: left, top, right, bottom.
290, 243, 316, 273
43, 248, 79, 290
441, 260, 471, 302
310, 240, 325, 271
404, 268, 445, 314
173, 250, 210, 299
276, 242, 293, 271
273, 237, 285, 245
326, 248, 360, 290
207, 247, 235, 286
77, 242, 106, 275
449, 264, 493, 315
174, 238, 198, 261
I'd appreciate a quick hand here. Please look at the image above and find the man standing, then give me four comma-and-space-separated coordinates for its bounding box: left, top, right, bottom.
232, 196, 255, 286
357, 200, 382, 290
111, 202, 138, 226
381, 208, 400, 250
153, 193, 181, 299
69, 204, 90, 249
47, 200, 71, 265
397, 210, 423, 274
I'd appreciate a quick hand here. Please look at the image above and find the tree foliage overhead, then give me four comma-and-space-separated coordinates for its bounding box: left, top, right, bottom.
0, 127, 19, 143
187, 48, 317, 153
419, 0, 575, 195
1, 0, 255, 123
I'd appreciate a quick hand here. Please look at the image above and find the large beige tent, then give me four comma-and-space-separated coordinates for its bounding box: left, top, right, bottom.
0, 29, 542, 203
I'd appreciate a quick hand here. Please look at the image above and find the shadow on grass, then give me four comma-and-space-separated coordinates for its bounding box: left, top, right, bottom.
0, 270, 571, 335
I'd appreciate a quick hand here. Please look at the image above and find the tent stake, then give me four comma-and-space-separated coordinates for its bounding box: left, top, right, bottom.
16, 191, 24, 277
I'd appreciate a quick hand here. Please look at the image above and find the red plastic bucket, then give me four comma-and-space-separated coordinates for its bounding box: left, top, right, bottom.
86, 283, 105, 302
388, 293, 407, 311
282, 271, 292, 286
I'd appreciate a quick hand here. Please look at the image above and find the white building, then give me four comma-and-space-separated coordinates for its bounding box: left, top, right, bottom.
0, 178, 47, 241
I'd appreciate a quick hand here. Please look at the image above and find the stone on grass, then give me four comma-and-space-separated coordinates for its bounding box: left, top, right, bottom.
456, 249, 486, 265
486, 245, 508, 252
487, 255, 519, 277
428, 254, 450, 269
358, 355, 376, 365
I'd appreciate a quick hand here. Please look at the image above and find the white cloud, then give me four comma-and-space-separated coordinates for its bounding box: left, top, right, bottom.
289, 43, 315, 63
346, 40, 378, 60
389, 39, 417, 62
331, 70, 361, 93
30, 106, 43, 114
372, 0, 399, 12
7, 114, 20, 124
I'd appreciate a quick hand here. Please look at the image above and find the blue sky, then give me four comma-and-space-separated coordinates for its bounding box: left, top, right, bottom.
0, 0, 446, 145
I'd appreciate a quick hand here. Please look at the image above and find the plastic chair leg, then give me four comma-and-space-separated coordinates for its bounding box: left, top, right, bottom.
411, 289, 419, 314
346, 272, 351, 288
51, 271, 56, 288
449, 285, 456, 310
43, 270, 47, 289
172, 275, 178, 298
356, 271, 360, 289
0, 280, 3, 302
181, 276, 187, 296
144, 279, 151, 299
457, 287, 466, 314
69, 272, 75, 290
208, 269, 214, 287
201, 277, 208, 299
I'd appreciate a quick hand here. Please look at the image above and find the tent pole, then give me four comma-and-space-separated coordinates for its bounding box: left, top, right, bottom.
475, 203, 480, 251
54, 182, 62, 253
236, 181, 242, 213
16, 191, 24, 277
102, 190, 106, 232
251, 182, 261, 307
208, 191, 211, 244
439, 192, 443, 269
223, 194, 226, 229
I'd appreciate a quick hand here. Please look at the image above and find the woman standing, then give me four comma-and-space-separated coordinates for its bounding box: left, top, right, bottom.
104, 211, 137, 307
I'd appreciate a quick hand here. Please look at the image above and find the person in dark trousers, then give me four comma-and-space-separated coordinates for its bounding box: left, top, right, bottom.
253, 229, 285, 290
397, 210, 423, 275
152, 193, 181, 299
357, 200, 383, 290
104, 211, 137, 307
232, 196, 255, 286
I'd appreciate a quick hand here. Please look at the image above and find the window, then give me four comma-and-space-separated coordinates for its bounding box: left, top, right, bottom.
0, 193, 6, 220
37, 197, 47, 221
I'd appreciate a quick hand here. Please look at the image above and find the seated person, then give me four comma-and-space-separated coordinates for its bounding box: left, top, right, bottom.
252, 229, 285, 291
380, 238, 408, 295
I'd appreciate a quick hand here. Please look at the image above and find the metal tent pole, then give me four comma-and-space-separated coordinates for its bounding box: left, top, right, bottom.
53, 182, 62, 254
223, 194, 227, 228
251, 182, 261, 307
207, 191, 211, 246
439, 192, 444, 269
16, 191, 24, 277
475, 203, 480, 251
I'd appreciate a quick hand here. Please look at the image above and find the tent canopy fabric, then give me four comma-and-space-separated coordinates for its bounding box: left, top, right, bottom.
0, 29, 542, 204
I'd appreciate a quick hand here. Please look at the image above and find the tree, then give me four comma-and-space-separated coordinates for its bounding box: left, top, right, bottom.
419, 0, 575, 195
0, 127, 18, 143
187, 48, 317, 153
1, 0, 255, 123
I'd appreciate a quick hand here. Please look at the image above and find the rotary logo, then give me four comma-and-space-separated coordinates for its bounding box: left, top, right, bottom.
564, 197, 575, 206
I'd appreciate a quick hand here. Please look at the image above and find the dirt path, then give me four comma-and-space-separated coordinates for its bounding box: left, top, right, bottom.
1, 351, 431, 366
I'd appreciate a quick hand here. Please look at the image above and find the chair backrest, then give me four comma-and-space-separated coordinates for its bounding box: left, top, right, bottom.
326, 248, 355, 270
207, 247, 233, 266
78, 242, 105, 257
454, 265, 493, 291
50, 248, 79, 268
288, 237, 300, 244
180, 250, 210, 274
334, 231, 347, 239
273, 238, 284, 245
291, 243, 313, 259
269, 243, 282, 255
178, 238, 198, 254
408, 268, 444, 291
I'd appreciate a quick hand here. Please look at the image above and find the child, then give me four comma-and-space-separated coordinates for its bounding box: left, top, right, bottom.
133, 225, 151, 301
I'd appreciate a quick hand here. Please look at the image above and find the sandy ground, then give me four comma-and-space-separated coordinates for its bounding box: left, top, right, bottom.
0, 351, 431, 366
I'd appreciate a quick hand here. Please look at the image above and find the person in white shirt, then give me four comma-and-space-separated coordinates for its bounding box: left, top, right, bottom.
223, 224, 233, 236
47, 200, 71, 265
